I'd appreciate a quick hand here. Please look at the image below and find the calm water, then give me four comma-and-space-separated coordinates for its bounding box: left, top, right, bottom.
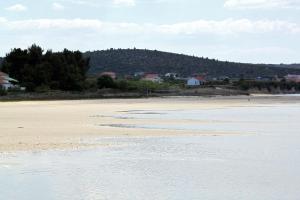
101, 104, 299, 135
1, 101, 300, 200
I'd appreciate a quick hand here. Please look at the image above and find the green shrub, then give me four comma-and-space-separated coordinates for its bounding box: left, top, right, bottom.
35, 85, 51, 93
116, 80, 129, 91
0, 87, 7, 96
97, 75, 116, 89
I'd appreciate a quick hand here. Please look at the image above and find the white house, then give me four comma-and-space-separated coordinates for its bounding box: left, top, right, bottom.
0, 71, 18, 90
187, 78, 200, 86
165, 73, 179, 79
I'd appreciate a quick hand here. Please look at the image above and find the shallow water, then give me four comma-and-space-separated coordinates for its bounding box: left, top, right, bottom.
1, 101, 300, 200
102, 104, 299, 135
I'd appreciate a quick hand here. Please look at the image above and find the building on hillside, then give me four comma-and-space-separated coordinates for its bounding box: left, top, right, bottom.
187, 75, 206, 86
141, 73, 163, 83
0, 71, 19, 90
187, 78, 200, 86
255, 76, 275, 82
194, 75, 206, 83
99, 72, 117, 79
134, 72, 145, 77
284, 74, 300, 83
165, 73, 179, 79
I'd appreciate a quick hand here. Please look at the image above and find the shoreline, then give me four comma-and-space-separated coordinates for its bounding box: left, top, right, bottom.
1, 95, 299, 152
0, 87, 252, 102
1, 89, 299, 103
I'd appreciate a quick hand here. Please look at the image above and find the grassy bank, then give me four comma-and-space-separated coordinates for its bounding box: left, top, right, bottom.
0, 87, 250, 102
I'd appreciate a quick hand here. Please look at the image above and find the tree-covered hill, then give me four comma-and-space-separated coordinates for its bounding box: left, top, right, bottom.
2, 48, 300, 79
274, 64, 300, 69
85, 49, 300, 78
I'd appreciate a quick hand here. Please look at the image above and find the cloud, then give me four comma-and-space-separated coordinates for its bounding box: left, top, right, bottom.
5, 4, 27, 12
59, 0, 98, 6
52, 2, 65, 10
0, 18, 299, 35
0, 17, 7, 23
203, 45, 299, 64
224, 0, 300, 9
113, 0, 136, 6
159, 19, 300, 35
57, 0, 136, 7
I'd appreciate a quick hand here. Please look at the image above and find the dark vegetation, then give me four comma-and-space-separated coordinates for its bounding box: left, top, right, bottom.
96, 75, 300, 94
97, 75, 117, 89
0, 87, 7, 96
234, 79, 300, 92
1, 45, 90, 92
274, 64, 300, 69
97, 75, 172, 93
86, 49, 300, 78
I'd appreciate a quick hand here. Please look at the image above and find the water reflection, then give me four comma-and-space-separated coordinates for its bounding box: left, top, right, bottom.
1, 103, 300, 200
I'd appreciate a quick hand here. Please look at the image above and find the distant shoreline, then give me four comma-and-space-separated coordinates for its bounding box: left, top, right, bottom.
2, 88, 300, 102
0, 87, 251, 102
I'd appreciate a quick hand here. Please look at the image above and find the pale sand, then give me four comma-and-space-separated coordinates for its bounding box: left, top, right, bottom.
0, 95, 299, 152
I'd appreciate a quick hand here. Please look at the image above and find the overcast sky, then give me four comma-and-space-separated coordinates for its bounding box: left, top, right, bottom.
0, 0, 299, 64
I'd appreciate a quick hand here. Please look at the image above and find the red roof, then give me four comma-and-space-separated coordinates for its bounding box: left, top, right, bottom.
0, 77, 4, 80
195, 75, 206, 81
99, 72, 117, 79
285, 74, 300, 83
143, 73, 159, 79
0, 71, 8, 77
0, 78, 8, 84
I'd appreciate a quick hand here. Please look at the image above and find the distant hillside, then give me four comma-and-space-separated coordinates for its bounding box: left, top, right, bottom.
1, 49, 300, 78
85, 49, 300, 78
274, 64, 300, 69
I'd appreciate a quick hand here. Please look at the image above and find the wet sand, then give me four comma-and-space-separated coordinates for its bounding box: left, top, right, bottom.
1, 95, 299, 152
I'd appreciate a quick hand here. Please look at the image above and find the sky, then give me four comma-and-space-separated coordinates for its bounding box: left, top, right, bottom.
0, 0, 300, 64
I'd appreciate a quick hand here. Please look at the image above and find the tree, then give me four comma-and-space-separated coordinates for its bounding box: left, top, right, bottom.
0, 86, 7, 96
1, 48, 28, 82
1, 45, 90, 92
97, 75, 116, 89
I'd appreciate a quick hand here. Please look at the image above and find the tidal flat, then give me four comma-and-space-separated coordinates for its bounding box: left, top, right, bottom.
1, 95, 300, 199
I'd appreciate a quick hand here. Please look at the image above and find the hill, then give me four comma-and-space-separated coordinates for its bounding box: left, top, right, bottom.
85, 49, 300, 78
2, 49, 300, 78
274, 64, 300, 69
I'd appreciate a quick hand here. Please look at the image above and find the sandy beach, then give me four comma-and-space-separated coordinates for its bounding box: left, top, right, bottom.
1, 95, 300, 200
1, 95, 299, 152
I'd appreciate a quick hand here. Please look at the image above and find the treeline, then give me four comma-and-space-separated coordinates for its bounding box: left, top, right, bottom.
1, 45, 90, 91
85, 49, 300, 78
0, 87, 7, 96
97, 75, 172, 93
235, 80, 300, 92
